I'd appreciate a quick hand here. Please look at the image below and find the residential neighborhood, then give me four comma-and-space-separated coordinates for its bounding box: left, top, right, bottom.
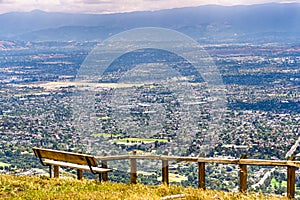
0, 40, 300, 194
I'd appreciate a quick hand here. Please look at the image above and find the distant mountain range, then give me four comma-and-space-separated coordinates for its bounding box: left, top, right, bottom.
1, 3, 300, 43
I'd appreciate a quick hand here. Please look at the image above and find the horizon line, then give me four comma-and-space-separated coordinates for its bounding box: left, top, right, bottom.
0, 2, 298, 15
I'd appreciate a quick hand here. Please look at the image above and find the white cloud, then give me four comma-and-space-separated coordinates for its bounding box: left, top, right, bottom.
0, 0, 299, 14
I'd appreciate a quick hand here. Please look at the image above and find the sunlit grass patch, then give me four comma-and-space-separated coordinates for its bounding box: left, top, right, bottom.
0, 174, 288, 200
92, 133, 123, 138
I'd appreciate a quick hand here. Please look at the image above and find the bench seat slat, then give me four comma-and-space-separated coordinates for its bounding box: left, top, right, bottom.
33, 147, 98, 166
44, 160, 113, 173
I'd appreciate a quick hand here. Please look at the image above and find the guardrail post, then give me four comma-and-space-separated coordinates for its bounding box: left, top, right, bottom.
101, 152, 108, 182
198, 154, 205, 189
287, 156, 295, 199
162, 151, 169, 185
198, 162, 205, 189
239, 154, 247, 193
130, 150, 137, 184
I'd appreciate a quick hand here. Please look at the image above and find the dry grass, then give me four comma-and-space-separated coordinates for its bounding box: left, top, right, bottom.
0, 175, 287, 200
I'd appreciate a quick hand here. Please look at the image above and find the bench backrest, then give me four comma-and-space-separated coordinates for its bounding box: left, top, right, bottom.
33, 147, 98, 167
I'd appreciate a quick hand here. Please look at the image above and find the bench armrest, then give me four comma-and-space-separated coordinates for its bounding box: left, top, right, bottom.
33, 147, 48, 166
85, 156, 98, 174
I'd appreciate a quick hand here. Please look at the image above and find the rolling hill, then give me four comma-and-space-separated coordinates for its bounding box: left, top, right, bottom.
0, 3, 300, 42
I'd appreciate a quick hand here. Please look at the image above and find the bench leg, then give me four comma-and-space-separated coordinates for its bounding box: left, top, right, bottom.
99, 173, 102, 182
77, 169, 83, 180
102, 172, 108, 182
49, 165, 52, 178
102, 161, 108, 182
54, 166, 59, 178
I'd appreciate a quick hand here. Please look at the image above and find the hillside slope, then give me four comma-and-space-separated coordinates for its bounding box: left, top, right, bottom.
1, 3, 300, 42
0, 174, 287, 200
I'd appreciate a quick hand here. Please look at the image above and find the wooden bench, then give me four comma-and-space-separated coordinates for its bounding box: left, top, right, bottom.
33, 147, 112, 181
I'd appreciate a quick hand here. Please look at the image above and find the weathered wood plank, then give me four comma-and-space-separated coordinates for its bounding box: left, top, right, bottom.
239, 155, 247, 193
130, 151, 137, 184
198, 162, 205, 189
43, 160, 112, 173
287, 166, 296, 199
54, 166, 59, 178
129, 155, 161, 160
287, 156, 296, 199
101, 152, 108, 182
33, 147, 98, 166
97, 155, 130, 161
162, 151, 169, 185
101, 160, 108, 181
286, 161, 300, 168
198, 158, 239, 164
239, 164, 247, 193
77, 169, 83, 180
239, 159, 290, 166
49, 165, 52, 178
161, 156, 198, 162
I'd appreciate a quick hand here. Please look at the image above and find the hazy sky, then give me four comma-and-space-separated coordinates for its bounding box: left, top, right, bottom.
0, 0, 299, 14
